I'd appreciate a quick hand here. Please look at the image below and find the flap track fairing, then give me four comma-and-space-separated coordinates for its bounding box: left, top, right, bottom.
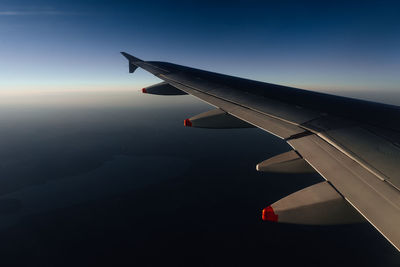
256, 150, 315, 173
183, 108, 254, 129
142, 82, 187, 95
262, 181, 364, 225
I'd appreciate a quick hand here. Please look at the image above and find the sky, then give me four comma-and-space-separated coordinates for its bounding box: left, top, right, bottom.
0, 0, 399, 103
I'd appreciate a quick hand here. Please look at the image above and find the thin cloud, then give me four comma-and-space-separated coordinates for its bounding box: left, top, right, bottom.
0, 9, 77, 16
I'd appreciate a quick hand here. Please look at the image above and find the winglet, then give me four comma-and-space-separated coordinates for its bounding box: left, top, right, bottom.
120, 52, 143, 73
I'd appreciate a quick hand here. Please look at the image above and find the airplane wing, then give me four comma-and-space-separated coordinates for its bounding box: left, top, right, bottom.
121, 52, 400, 251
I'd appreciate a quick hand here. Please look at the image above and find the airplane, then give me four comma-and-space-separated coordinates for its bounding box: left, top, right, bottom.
121, 52, 400, 252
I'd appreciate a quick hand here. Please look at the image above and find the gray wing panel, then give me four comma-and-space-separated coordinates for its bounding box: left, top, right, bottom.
321, 127, 400, 190
301, 117, 400, 191
288, 135, 400, 250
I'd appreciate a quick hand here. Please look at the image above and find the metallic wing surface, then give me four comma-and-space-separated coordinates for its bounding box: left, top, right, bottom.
121, 52, 400, 251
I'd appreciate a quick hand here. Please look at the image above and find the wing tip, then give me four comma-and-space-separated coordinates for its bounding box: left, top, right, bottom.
121, 52, 142, 73
120, 52, 143, 63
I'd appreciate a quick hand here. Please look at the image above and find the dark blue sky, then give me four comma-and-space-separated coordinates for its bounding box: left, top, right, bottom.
0, 0, 399, 101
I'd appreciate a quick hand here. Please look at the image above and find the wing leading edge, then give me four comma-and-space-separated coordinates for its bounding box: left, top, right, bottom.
121, 52, 400, 251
